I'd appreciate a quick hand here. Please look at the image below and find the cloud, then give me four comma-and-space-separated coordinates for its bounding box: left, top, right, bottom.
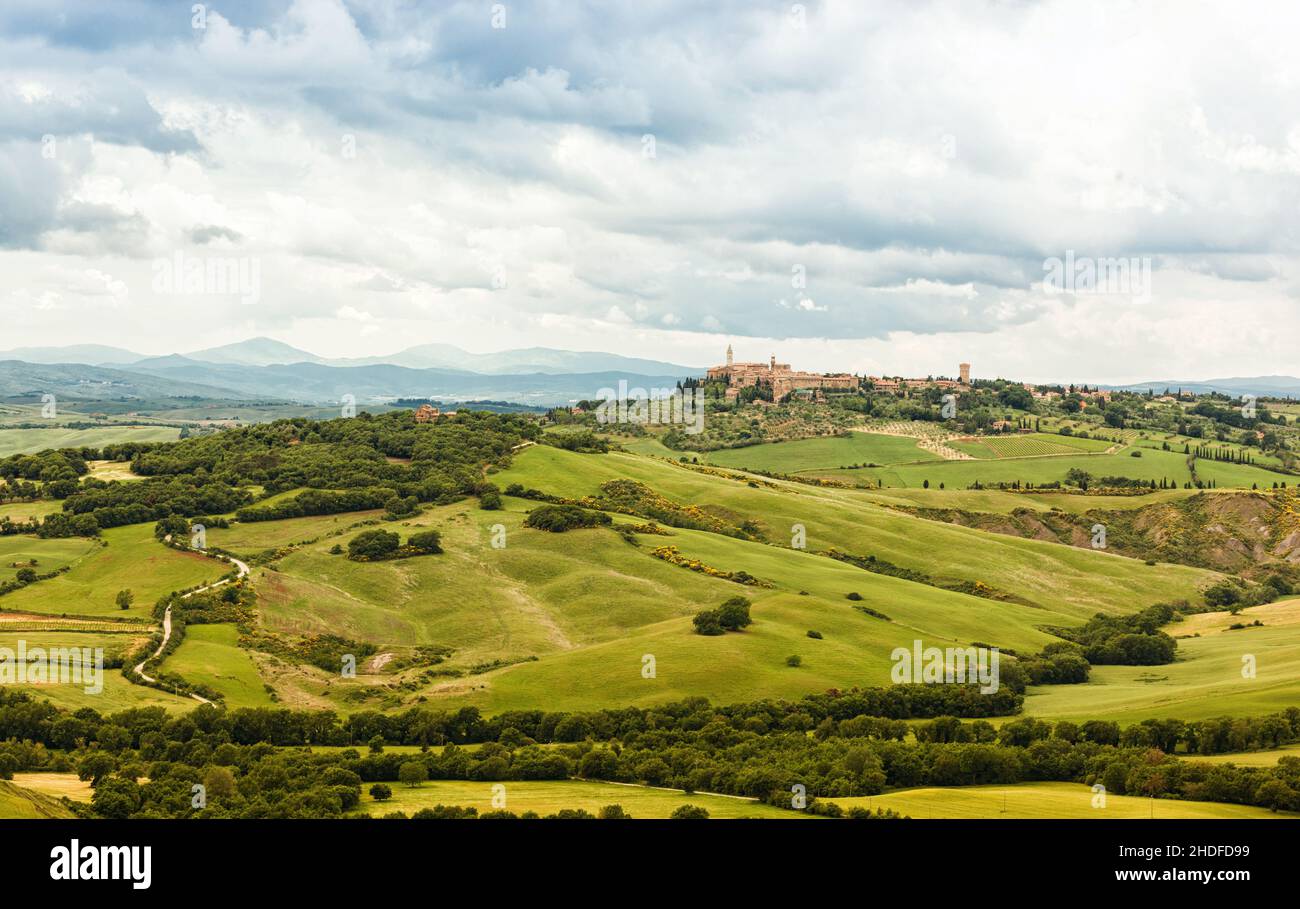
0, 0, 1299, 381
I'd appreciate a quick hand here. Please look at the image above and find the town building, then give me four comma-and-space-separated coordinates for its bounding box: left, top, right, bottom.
413, 404, 440, 423
707, 345, 858, 401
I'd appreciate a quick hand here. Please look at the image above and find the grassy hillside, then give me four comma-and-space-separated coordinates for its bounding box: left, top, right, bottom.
831, 782, 1291, 819
224, 445, 1217, 714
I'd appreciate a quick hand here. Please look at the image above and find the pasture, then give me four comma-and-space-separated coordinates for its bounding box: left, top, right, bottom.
700, 432, 939, 472
359, 779, 800, 819
0, 523, 224, 618
163, 623, 274, 708
0, 425, 179, 458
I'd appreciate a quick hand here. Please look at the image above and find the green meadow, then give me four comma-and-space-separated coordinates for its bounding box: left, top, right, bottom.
229, 444, 1214, 714
818, 446, 1286, 490
700, 431, 938, 472
0, 425, 179, 458
360, 779, 800, 819
1025, 601, 1300, 724
0, 524, 224, 618
0, 535, 98, 583
162, 623, 274, 708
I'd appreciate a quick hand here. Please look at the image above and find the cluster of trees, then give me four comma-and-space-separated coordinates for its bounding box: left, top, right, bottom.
5, 686, 1300, 818
1204, 575, 1293, 611
545, 430, 609, 453
12, 411, 539, 539
346, 529, 443, 561
1049, 602, 1180, 665
522, 504, 612, 533
692, 596, 753, 635
236, 487, 401, 522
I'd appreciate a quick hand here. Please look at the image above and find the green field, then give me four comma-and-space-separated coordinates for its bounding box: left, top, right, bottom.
0, 780, 76, 819
821, 445, 1286, 490
950, 432, 1114, 459
0, 500, 63, 523
0, 425, 179, 458
205, 509, 387, 556
832, 782, 1292, 819
0, 535, 98, 584
1026, 600, 1300, 723
163, 623, 274, 708
0, 524, 224, 618
243, 444, 1216, 715
359, 779, 801, 819
700, 432, 939, 472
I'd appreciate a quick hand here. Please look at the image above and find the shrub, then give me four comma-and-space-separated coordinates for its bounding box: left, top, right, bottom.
369, 783, 393, 801
807, 630, 823, 639
692, 610, 724, 636
405, 530, 443, 555
670, 804, 709, 819
786, 655, 803, 667
523, 504, 612, 532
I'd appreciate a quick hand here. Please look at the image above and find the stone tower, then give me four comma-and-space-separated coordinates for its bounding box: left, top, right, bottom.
726, 344, 733, 367
959, 362, 971, 385
770, 354, 776, 371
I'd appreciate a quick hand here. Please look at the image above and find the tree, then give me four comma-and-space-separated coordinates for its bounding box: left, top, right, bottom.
115, 589, 134, 611
716, 596, 752, 631
398, 761, 428, 788
369, 783, 393, 802
1254, 779, 1295, 813
692, 610, 724, 635
203, 766, 237, 800
598, 804, 631, 819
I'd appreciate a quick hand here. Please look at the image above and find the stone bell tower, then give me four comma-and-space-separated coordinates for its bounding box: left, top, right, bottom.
726, 344, 733, 367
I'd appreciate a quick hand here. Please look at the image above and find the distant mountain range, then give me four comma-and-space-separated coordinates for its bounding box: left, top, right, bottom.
1109, 377, 1300, 398
0, 337, 698, 376
0, 337, 702, 406
6, 337, 1297, 406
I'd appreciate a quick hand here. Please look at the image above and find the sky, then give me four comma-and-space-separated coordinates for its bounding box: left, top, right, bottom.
2, 0, 1299, 382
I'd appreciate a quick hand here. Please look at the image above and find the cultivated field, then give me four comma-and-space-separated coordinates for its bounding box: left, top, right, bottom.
0, 425, 179, 458
832, 782, 1292, 819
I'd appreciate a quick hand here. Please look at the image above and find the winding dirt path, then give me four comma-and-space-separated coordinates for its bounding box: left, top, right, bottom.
132, 554, 250, 704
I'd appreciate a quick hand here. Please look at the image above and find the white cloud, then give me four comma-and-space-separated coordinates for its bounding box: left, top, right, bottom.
0, 0, 1298, 381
